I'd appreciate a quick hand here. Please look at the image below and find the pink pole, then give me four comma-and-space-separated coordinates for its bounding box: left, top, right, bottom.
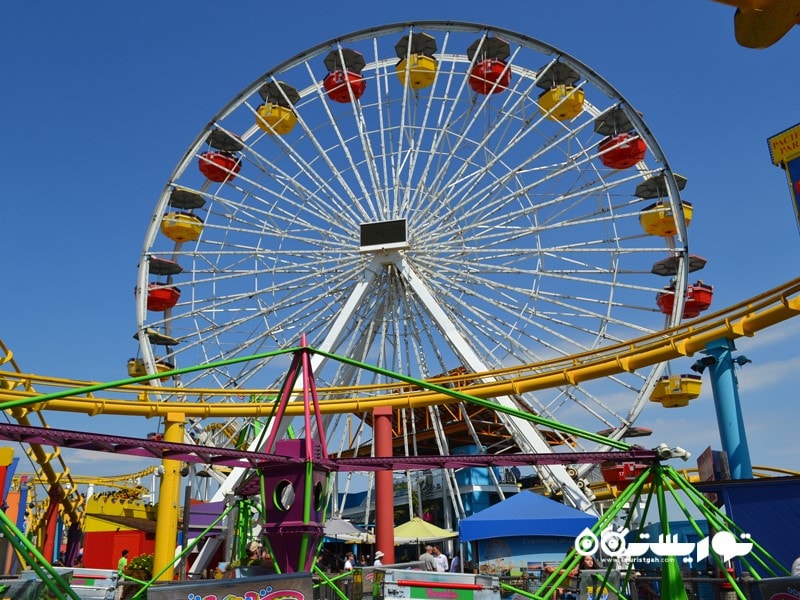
374, 405, 395, 564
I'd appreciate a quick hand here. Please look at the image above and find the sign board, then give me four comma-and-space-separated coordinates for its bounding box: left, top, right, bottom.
382, 568, 501, 600
757, 576, 800, 600
146, 571, 313, 600
768, 123, 800, 165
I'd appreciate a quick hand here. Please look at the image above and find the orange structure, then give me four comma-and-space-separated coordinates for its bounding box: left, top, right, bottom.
712, 0, 800, 48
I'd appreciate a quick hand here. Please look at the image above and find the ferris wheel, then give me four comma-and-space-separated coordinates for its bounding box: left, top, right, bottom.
134, 22, 694, 504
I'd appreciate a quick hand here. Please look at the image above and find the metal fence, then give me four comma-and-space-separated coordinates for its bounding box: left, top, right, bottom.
626, 576, 761, 600
316, 570, 768, 600
493, 574, 764, 600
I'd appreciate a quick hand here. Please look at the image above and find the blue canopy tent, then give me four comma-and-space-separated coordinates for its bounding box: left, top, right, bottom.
459, 490, 597, 541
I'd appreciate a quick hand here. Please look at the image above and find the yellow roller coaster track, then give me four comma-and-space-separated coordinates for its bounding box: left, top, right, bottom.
1, 276, 799, 419
12, 465, 158, 492
0, 339, 85, 530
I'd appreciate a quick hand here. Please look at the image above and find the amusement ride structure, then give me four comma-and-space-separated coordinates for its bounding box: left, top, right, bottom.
130, 20, 701, 509
0, 21, 798, 600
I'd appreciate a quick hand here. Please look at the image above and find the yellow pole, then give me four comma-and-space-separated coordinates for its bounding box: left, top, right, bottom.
153, 412, 185, 581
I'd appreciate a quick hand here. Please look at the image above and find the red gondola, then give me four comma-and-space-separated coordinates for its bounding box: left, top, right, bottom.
598, 133, 647, 170
656, 281, 713, 318
469, 59, 511, 94
322, 70, 367, 103
600, 461, 650, 491
198, 151, 242, 183
146, 283, 181, 312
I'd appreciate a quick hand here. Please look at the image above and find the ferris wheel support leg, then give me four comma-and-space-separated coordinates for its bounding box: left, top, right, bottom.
374, 405, 395, 565
700, 338, 754, 479
398, 257, 598, 515
153, 413, 186, 581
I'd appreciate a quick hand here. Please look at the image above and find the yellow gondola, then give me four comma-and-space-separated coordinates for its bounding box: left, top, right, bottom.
649, 374, 702, 408
538, 85, 585, 121
639, 200, 694, 237
256, 103, 298, 135
160, 212, 203, 243
396, 54, 438, 90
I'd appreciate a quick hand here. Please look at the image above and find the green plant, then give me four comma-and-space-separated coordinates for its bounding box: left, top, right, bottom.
125, 553, 153, 579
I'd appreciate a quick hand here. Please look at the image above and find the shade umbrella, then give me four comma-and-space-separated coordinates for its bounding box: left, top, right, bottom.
594, 107, 635, 136
395, 32, 437, 58
207, 129, 244, 153
651, 254, 707, 276
466, 36, 510, 62
535, 62, 581, 90
323, 519, 374, 543
634, 173, 688, 199
323, 48, 366, 73
393, 517, 457, 544
257, 81, 300, 107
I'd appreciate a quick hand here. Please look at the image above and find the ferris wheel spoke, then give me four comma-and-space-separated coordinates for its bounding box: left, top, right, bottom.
429, 91, 601, 216
425, 90, 589, 217
394, 45, 451, 216
418, 254, 652, 340
421, 52, 527, 201
231, 154, 364, 230
298, 60, 381, 218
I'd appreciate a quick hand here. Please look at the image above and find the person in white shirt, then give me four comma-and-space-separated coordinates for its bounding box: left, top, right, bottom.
433, 546, 448, 572
374, 551, 385, 566
344, 552, 355, 571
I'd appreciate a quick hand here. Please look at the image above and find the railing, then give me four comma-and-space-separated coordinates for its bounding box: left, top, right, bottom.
493, 574, 764, 600
630, 575, 763, 600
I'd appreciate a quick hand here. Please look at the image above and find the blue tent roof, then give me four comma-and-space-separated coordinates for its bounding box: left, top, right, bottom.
458, 490, 597, 542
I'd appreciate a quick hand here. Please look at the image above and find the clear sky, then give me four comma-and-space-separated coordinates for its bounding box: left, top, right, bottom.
1, 1, 799, 481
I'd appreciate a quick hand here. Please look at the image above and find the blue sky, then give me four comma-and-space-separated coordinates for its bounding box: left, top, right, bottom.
1, 1, 799, 480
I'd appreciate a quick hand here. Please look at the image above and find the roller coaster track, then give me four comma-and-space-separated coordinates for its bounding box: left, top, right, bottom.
1, 276, 798, 420
13, 466, 158, 492
0, 339, 85, 531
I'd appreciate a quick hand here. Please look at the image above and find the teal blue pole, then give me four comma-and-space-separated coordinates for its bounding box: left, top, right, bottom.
702, 338, 753, 479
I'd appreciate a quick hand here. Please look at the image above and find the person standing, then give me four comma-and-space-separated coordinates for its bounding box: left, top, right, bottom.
449, 553, 461, 573
419, 545, 437, 571
374, 551, 384, 566
433, 546, 448, 572
117, 549, 129, 575
344, 552, 355, 571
